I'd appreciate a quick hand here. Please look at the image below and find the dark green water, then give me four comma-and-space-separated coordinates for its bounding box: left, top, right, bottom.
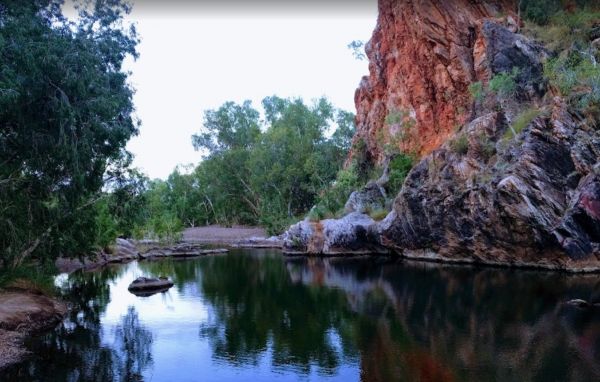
2, 249, 600, 381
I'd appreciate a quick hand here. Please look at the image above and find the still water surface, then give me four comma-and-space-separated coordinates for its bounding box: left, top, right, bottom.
2, 249, 600, 381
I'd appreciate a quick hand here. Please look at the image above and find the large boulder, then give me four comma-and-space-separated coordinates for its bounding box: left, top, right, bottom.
344, 182, 386, 213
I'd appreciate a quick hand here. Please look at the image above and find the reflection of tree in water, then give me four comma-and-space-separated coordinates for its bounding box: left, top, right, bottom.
112, 307, 154, 382
196, 251, 356, 375
1, 265, 153, 382
138, 258, 200, 292
4, 251, 600, 381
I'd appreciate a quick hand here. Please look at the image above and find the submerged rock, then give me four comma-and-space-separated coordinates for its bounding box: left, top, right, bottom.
128, 277, 174, 296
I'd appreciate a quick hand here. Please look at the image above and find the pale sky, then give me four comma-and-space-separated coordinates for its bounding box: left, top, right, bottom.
84, 2, 378, 179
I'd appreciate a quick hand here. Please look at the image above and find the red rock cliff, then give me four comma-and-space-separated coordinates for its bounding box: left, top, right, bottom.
353, 0, 516, 161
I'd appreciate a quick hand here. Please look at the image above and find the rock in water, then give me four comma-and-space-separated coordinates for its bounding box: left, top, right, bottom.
128, 277, 174, 296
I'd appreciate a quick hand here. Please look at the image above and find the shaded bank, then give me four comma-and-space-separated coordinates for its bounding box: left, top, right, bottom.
0, 290, 66, 369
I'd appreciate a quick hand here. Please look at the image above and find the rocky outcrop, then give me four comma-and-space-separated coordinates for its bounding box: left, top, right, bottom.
284, 213, 386, 255
285, 1, 600, 271
344, 181, 386, 213
140, 244, 228, 259
379, 98, 600, 271
352, 0, 516, 161
55, 238, 141, 273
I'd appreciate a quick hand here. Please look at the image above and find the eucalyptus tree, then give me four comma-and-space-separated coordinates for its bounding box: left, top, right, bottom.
0, 0, 139, 268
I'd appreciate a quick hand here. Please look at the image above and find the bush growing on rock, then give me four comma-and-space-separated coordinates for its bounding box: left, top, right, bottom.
489, 68, 520, 98
450, 134, 469, 155
469, 81, 485, 102
386, 154, 414, 196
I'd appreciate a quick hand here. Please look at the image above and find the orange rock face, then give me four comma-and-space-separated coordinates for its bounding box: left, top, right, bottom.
353, 0, 516, 162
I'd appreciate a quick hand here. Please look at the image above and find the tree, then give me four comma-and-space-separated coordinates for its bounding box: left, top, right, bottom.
0, 0, 139, 268
187, 96, 355, 234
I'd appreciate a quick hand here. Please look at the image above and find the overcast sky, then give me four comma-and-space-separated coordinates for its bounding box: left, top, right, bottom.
98, 1, 378, 179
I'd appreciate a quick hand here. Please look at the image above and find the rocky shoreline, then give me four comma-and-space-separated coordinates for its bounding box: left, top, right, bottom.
0, 289, 67, 370
55, 228, 283, 274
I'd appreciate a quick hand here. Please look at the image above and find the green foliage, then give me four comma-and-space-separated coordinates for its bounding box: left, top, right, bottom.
0, 0, 139, 269
469, 81, 485, 102
545, 52, 600, 113
504, 107, 542, 141
0, 262, 57, 295
520, 0, 562, 25
386, 154, 414, 197
521, 0, 599, 26
173, 97, 356, 234
312, 166, 362, 220
192, 100, 261, 154
145, 213, 183, 244
450, 134, 469, 155
524, 8, 600, 52
94, 198, 119, 250
489, 68, 520, 98
350, 137, 374, 182
521, 4, 600, 121
368, 208, 388, 221
383, 108, 416, 151
477, 134, 497, 161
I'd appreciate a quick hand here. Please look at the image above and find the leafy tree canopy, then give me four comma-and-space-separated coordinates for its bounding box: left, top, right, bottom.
0, 0, 139, 268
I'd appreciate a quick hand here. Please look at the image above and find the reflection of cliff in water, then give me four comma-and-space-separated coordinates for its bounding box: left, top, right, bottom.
285, 256, 600, 381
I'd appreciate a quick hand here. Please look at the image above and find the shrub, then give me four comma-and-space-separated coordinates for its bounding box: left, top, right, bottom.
450, 134, 469, 155
469, 81, 484, 101
477, 134, 496, 161
145, 213, 183, 244
0, 262, 57, 295
545, 53, 600, 111
310, 165, 362, 221
260, 214, 299, 236
382, 108, 417, 156
520, 0, 561, 25
94, 198, 119, 250
386, 154, 414, 196
503, 107, 541, 141
489, 68, 520, 98
523, 7, 600, 52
